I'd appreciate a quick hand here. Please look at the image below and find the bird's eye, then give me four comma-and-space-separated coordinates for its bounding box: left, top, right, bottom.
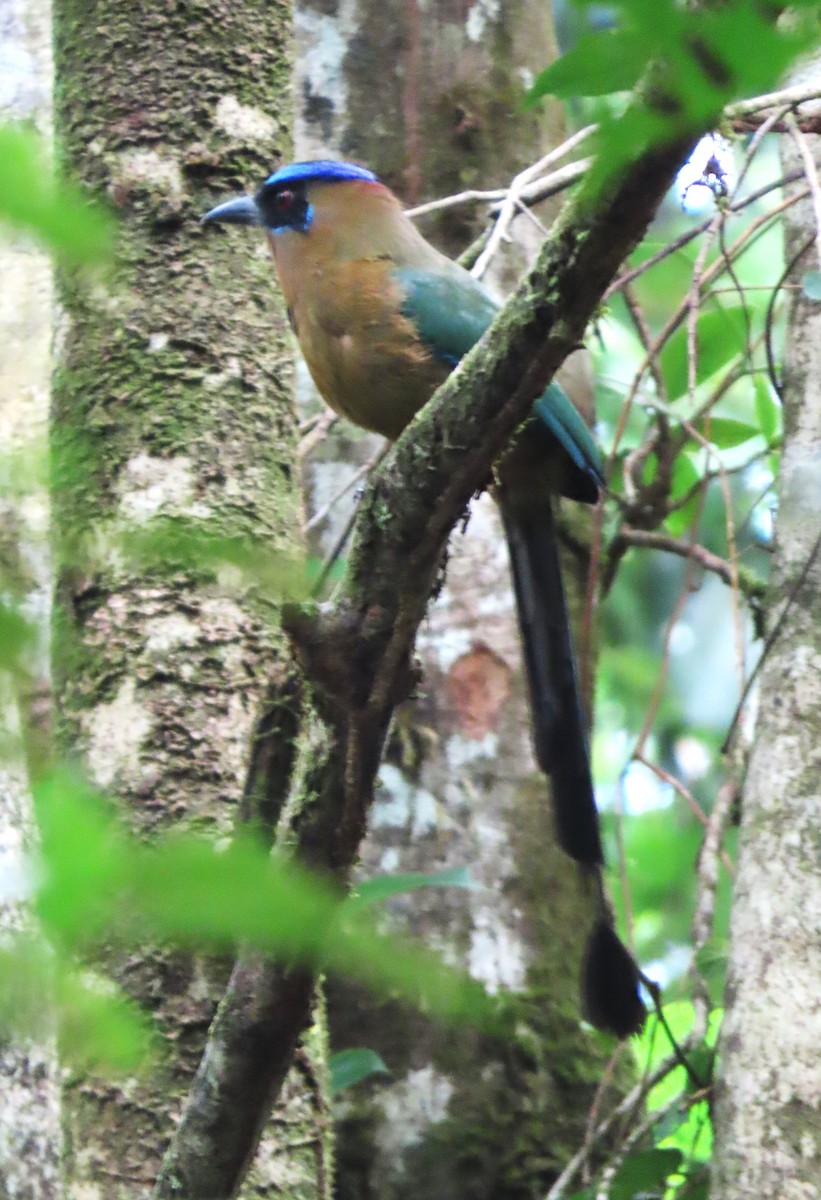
257, 181, 310, 232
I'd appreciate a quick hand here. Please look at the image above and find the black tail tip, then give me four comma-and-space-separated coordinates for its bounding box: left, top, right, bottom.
582, 919, 646, 1038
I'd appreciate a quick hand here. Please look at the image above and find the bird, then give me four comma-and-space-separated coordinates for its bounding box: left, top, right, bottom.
203, 160, 645, 1038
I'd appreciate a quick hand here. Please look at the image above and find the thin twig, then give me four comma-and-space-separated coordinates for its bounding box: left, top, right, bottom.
785, 111, 821, 269
608, 189, 805, 469
633, 483, 709, 758
406, 156, 592, 220
722, 529, 821, 754
543, 1046, 698, 1199
690, 777, 738, 1017
406, 85, 821, 227
471, 133, 596, 277
764, 233, 814, 400
593, 1094, 692, 1200
305, 451, 382, 533
613, 765, 636, 950
726, 83, 821, 118
635, 754, 736, 878
298, 411, 338, 458
616, 528, 738, 588
604, 173, 806, 302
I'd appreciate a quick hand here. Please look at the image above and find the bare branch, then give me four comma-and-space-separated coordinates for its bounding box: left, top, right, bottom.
615, 527, 741, 588
784, 111, 821, 268
726, 83, 821, 116
544, 1044, 701, 1199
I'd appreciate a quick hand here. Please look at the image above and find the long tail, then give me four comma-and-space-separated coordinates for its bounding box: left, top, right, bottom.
500, 499, 601, 865
501, 498, 645, 1038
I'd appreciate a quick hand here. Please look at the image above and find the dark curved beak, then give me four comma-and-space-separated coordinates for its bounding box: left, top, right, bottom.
201, 195, 262, 226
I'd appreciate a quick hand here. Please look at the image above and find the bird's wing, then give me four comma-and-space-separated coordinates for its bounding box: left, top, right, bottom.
529, 389, 604, 500
395, 264, 603, 498
393, 265, 497, 366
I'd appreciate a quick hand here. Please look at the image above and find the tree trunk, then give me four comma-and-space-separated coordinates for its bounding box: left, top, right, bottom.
712, 60, 821, 1200
51, 1, 329, 1194
294, 4, 631, 1197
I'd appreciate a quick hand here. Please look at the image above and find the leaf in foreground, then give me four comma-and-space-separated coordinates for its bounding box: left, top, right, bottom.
329, 1048, 391, 1094
0, 125, 114, 263
33, 770, 497, 1029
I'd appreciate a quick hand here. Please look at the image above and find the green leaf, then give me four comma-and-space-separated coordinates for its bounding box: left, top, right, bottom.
352, 867, 476, 906
0, 125, 114, 263
60, 518, 311, 601
651, 1100, 692, 1143
33, 771, 497, 1029
329, 1048, 390, 1094
526, 29, 646, 102
34, 770, 129, 946
664, 452, 702, 536
684, 1043, 716, 1094
610, 1147, 683, 1199
529, 1, 820, 199
689, 417, 761, 450
753, 375, 781, 443
660, 306, 748, 401
801, 269, 821, 301
58, 963, 156, 1072
0, 601, 36, 674
693, 939, 728, 989
0, 939, 153, 1073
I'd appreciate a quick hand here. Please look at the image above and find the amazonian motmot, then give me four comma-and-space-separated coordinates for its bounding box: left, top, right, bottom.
203, 160, 645, 1038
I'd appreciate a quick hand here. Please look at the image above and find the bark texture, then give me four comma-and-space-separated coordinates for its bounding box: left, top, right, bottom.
712, 70, 821, 1200
293, 4, 631, 1196
51, 1, 328, 1195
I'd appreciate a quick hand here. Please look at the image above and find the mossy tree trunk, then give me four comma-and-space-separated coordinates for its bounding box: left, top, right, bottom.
52, 1, 329, 1195
293, 3, 631, 1197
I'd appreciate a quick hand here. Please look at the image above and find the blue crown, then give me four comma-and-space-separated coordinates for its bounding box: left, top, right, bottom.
263, 160, 379, 189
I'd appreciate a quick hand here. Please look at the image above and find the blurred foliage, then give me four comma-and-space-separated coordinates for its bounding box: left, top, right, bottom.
0, 937, 155, 1073
329, 1047, 391, 1094
0, 125, 114, 263
528, 0, 819, 196
12, 768, 497, 1072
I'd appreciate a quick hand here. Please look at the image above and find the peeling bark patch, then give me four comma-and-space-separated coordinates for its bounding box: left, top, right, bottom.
85, 678, 152, 790
112, 149, 184, 200
468, 904, 527, 992
119, 454, 210, 522
214, 95, 277, 143
465, 0, 501, 44
376, 1066, 454, 1158
446, 641, 511, 739
144, 613, 199, 658
373, 764, 439, 836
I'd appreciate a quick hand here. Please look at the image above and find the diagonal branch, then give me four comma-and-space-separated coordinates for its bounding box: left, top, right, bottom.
154, 130, 701, 1200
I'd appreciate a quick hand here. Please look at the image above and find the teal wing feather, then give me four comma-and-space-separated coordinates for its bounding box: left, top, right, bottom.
532, 386, 604, 496
393, 265, 497, 366
394, 265, 603, 500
